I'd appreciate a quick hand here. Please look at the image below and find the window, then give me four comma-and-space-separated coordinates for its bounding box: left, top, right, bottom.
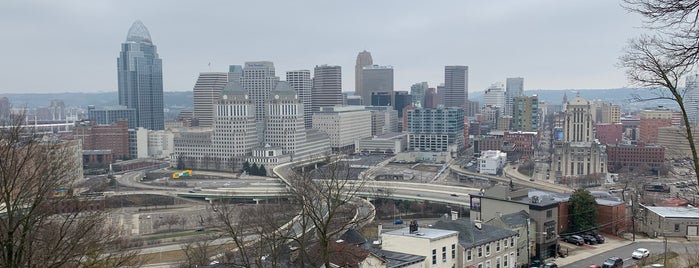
510, 237, 514, 247
486, 260, 491, 268
442, 246, 447, 262
478, 246, 483, 258
496, 241, 500, 251
496, 257, 500, 268
432, 249, 437, 265
486, 244, 491, 256
452, 244, 456, 259
478, 263, 483, 268
675, 224, 680, 232
503, 254, 508, 267
467, 249, 472, 261
546, 209, 552, 218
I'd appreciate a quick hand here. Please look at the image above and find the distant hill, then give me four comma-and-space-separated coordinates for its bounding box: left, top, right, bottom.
470, 88, 678, 112
1, 91, 193, 108
1, 88, 679, 113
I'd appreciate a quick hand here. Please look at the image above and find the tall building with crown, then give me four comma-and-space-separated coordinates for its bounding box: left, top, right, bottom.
265, 82, 306, 156
117, 20, 164, 130
552, 96, 607, 184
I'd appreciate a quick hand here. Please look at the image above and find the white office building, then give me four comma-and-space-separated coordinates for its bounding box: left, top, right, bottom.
192, 72, 228, 127
312, 106, 372, 152
286, 70, 313, 128
483, 83, 506, 115
264, 82, 306, 157
478, 150, 507, 175
173, 81, 258, 171
147, 130, 174, 159
241, 61, 279, 132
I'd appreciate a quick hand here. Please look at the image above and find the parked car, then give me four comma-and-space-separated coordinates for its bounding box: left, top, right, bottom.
602, 257, 623, 268
589, 265, 601, 268
543, 263, 558, 268
632, 248, 650, 259
564, 235, 584, 246
581, 234, 598, 245
589, 233, 605, 244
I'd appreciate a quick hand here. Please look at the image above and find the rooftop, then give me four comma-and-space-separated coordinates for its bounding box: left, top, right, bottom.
383, 226, 458, 241
645, 206, 699, 218
432, 218, 518, 249
367, 248, 426, 268
125, 20, 152, 44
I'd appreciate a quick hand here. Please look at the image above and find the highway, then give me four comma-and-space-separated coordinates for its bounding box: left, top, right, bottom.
450, 163, 572, 194
118, 168, 478, 205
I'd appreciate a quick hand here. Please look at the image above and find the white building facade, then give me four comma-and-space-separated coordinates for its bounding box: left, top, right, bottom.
312, 106, 372, 152
478, 150, 507, 175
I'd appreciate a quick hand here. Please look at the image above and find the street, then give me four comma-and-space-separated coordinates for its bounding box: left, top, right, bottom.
565, 241, 699, 268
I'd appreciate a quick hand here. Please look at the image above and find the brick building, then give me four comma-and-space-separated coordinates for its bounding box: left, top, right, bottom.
596, 199, 627, 235
639, 109, 672, 144
606, 144, 665, 173
595, 123, 623, 145
72, 120, 130, 160
503, 131, 538, 160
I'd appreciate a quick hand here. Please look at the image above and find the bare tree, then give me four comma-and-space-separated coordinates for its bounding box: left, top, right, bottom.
284, 156, 375, 268
0, 116, 140, 267
179, 235, 220, 268
622, 0, 699, 188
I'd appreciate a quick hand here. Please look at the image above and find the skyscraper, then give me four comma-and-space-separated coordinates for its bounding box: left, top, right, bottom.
685, 74, 699, 122
117, 20, 164, 130
443, 66, 468, 109
265, 82, 306, 156
286, 70, 313, 128
505, 77, 524, 116
361, 65, 394, 105
312, 65, 343, 112
355, 50, 373, 97
410, 82, 429, 108
483, 83, 506, 115
240, 61, 279, 129
512, 95, 539, 132
193, 72, 228, 127
228, 65, 243, 83
563, 96, 593, 142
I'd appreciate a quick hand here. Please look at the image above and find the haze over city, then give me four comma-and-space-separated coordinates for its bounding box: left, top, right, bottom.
0, 0, 643, 94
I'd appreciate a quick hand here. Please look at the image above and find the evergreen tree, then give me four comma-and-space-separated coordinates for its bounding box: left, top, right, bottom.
242, 161, 251, 173
568, 188, 598, 232
250, 163, 259, 176
259, 165, 267, 176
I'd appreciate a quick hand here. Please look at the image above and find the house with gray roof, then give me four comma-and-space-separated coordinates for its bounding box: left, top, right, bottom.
486, 210, 535, 266
432, 217, 519, 268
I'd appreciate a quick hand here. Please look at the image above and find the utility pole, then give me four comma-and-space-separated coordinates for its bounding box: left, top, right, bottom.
663, 234, 668, 267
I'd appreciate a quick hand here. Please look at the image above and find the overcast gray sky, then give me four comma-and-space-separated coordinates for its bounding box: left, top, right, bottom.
0, 0, 644, 94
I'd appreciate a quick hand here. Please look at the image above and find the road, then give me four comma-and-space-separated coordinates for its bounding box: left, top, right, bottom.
566, 241, 699, 268
450, 164, 572, 194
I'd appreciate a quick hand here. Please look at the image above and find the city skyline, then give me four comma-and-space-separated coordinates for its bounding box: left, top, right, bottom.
2, 1, 644, 94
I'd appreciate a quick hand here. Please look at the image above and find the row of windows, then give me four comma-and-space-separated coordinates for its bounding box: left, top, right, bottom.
431, 244, 457, 264
466, 238, 516, 261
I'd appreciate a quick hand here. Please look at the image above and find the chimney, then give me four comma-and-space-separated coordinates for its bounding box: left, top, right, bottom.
409, 219, 419, 233
451, 210, 459, 220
